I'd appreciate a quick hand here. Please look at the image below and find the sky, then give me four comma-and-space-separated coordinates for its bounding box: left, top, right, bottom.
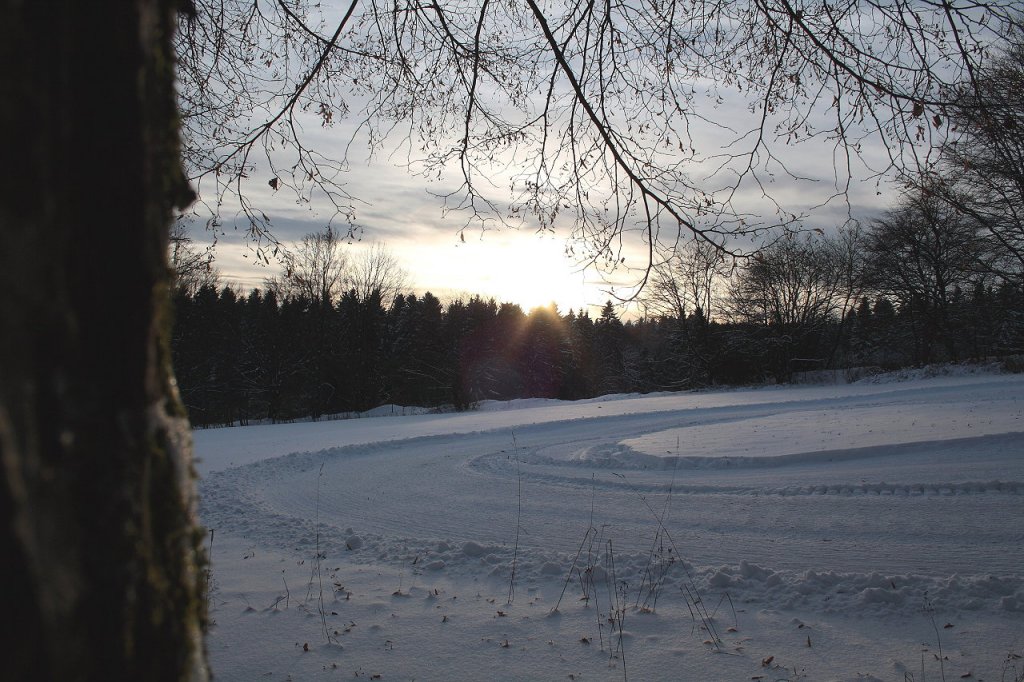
184, 113, 891, 318
178, 1, 907, 317
206, 216, 605, 314
186, 149, 626, 315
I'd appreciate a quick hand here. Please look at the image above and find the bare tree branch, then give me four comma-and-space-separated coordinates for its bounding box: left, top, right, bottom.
175, 0, 1020, 286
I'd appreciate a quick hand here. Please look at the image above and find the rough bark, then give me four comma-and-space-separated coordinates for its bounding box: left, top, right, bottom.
0, 2, 208, 680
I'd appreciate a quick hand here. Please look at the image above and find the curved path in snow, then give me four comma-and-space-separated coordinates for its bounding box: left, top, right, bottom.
197, 373, 1024, 613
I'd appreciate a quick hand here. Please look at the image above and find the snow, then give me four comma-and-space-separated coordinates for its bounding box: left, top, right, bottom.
195, 369, 1024, 681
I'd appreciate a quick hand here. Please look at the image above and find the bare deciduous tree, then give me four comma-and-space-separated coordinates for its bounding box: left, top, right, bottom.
926, 29, 1024, 283
725, 227, 864, 377
863, 189, 982, 362
727, 231, 855, 329
282, 228, 349, 304
268, 234, 409, 309
348, 242, 410, 307
176, 0, 1019, 275
171, 221, 220, 296
642, 237, 730, 320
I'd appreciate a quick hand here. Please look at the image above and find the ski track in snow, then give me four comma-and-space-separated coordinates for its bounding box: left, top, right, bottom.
196, 371, 1024, 680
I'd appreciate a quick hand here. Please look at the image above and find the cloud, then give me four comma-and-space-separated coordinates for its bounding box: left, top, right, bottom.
180, 37, 912, 312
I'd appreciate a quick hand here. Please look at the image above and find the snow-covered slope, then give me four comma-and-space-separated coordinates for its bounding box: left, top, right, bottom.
196, 371, 1024, 681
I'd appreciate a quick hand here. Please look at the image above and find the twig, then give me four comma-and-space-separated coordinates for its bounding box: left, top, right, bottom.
507, 430, 522, 605
306, 460, 333, 643
605, 540, 627, 681
925, 593, 946, 682
614, 470, 723, 649
554, 476, 600, 612
553, 526, 594, 612
206, 528, 215, 618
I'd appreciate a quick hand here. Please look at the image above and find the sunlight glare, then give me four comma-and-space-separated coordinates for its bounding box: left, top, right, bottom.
413, 232, 596, 314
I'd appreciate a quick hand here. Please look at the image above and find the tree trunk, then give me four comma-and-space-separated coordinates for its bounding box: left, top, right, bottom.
0, 2, 208, 680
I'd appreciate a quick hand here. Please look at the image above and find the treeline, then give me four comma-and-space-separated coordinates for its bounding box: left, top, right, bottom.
170, 272, 1023, 427
172, 286, 629, 425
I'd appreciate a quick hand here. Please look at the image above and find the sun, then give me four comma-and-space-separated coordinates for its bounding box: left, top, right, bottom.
482, 235, 590, 311
412, 232, 598, 314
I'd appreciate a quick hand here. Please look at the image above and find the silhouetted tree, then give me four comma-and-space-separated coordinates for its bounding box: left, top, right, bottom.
520, 305, 568, 398
281, 229, 348, 305
349, 243, 410, 306
727, 232, 855, 379
928, 29, 1024, 285
594, 302, 627, 393
170, 221, 219, 296
864, 191, 981, 363
2, 2, 208, 678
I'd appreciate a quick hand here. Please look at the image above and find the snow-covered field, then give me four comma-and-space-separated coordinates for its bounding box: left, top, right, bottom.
195, 368, 1024, 681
